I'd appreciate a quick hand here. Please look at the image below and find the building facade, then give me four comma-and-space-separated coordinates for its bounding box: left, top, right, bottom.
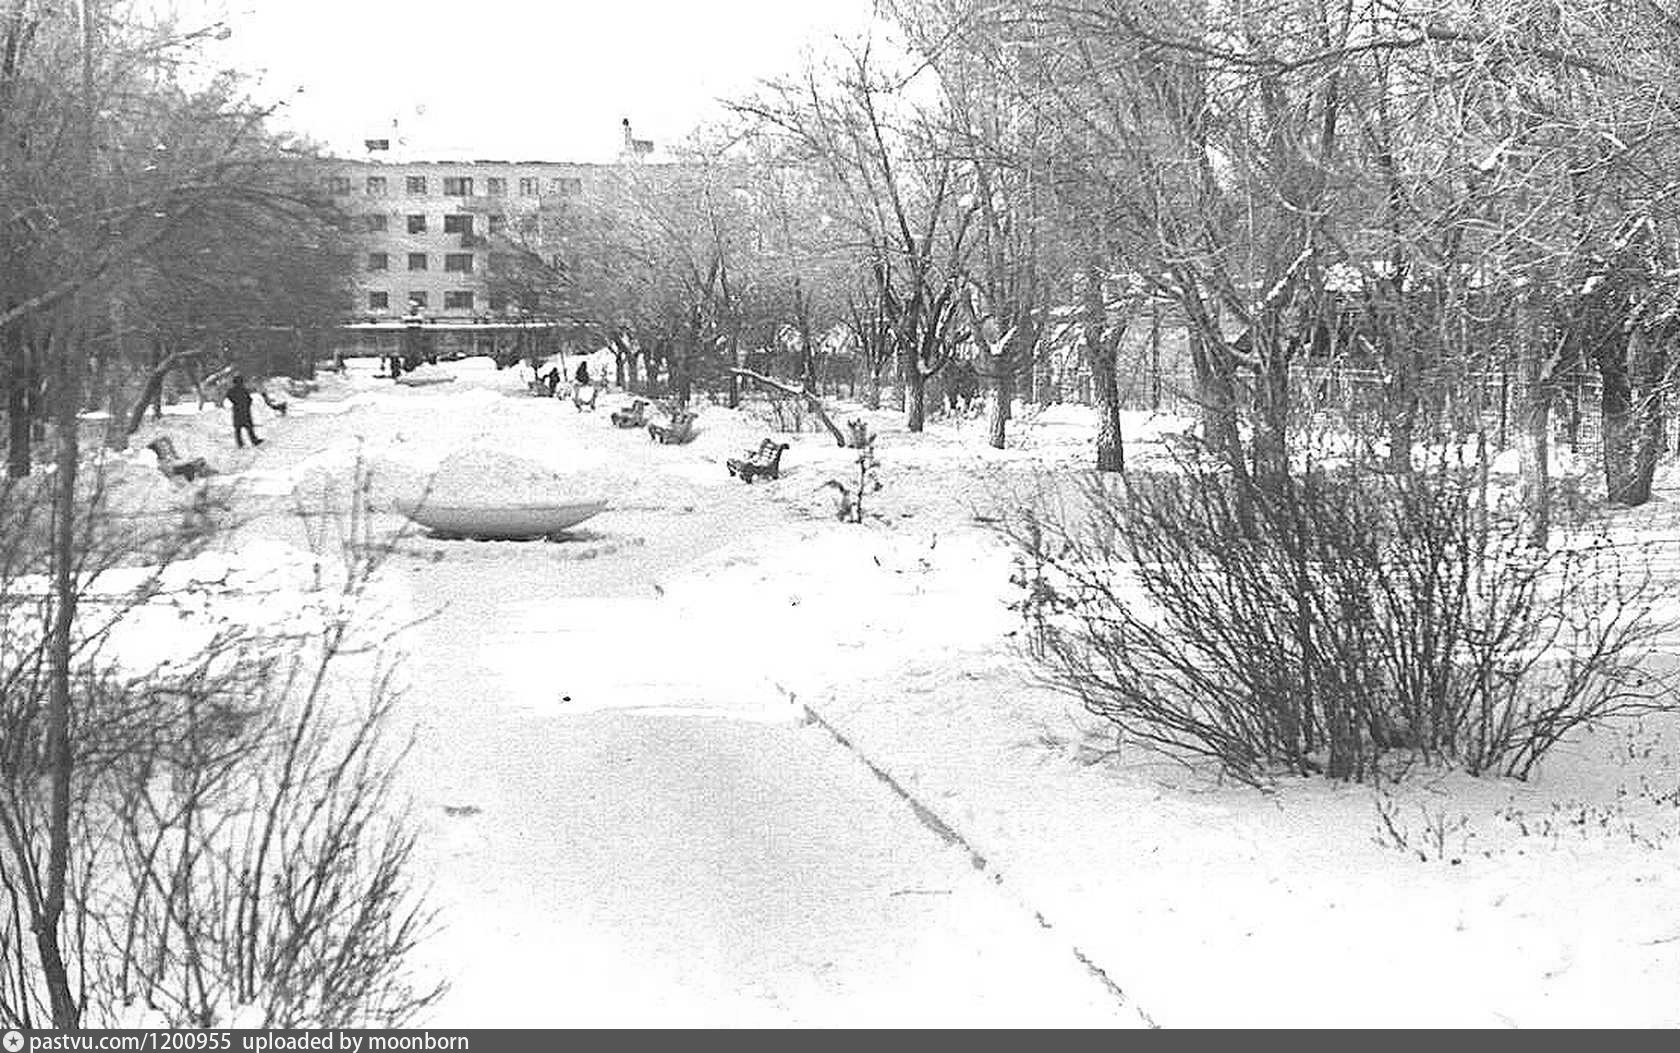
316, 118, 663, 359
321, 159, 620, 322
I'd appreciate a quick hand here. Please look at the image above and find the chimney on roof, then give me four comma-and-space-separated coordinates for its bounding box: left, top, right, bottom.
620, 117, 654, 161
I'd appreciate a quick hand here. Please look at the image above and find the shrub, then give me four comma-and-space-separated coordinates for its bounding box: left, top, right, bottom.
1000, 447, 1680, 784
823, 423, 881, 524
0, 460, 441, 1027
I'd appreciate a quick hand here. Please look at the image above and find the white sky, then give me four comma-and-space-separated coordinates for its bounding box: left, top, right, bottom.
184, 0, 883, 162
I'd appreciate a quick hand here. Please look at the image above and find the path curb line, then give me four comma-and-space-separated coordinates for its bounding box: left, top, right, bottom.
797, 697, 1159, 1028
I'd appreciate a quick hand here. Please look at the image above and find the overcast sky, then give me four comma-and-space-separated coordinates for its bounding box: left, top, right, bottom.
189, 0, 883, 162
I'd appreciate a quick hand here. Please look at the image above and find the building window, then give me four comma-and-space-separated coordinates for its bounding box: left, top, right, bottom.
444, 291, 475, 311
406, 176, 427, 195
406, 214, 427, 234
444, 253, 474, 273
366, 175, 388, 197
443, 176, 473, 196
551, 177, 581, 195
486, 177, 506, 197
325, 175, 352, 195
368, 291, 389, 310
365, 213, 388, 233
407, 292, 428, 310
407, 253, 428, 271
442, 214, 474, 235
518, 177, 539, 196
487, 214, 506, 235
366, 252, 389, 271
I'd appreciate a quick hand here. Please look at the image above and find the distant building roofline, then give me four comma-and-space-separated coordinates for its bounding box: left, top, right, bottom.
318, 155, 648, 169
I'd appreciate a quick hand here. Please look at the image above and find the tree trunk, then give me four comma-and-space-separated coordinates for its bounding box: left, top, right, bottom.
676, 322, 699, 409
795, 277, 816, 393
611, 335, 628, 389
5, 317, 29, 478
1632, 336, 1669, 505
1189, 326, 1239, 456
41, 325, 81, 1027
1083, 271, 1125, 473
647, 338, 667, 394
726, 328, 741, 410
1601, 337, 1637, 506
983, 353, 1012, 450
903, 347, 926, 432
103, 352, 126, 449
122, 348, 208, 438
103, 299, 125, 449
1522, 335, 1552, 547
1385, 332, 1419, 475
1252, 327, 1291, 492
1149, 301, 1163, 412
150, 339, 166, 418
1387, 388, 1418, 474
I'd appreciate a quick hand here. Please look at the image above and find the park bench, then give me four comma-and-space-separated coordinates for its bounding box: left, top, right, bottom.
146, 437, 216, 482
647, 410, 697, 445
611, 399, 649, 429
572, 383, 598, 411
726, 438, 790, 483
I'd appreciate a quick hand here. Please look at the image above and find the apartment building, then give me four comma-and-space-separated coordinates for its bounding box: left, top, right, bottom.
315, 159, 591, 356
318, 119, 662, 359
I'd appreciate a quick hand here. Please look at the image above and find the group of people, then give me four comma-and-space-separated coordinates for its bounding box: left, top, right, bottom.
540, 360, 594, 397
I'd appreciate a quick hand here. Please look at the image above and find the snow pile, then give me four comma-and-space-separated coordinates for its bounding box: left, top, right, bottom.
414, 447, 606, 506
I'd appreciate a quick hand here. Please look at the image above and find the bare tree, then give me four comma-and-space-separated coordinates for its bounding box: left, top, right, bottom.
735, 41, 977, 431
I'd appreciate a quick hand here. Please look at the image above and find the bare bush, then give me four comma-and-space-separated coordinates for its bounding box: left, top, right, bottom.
0, 460, 441, 1027
747, 394, 812, 435
1000, 447, 1680, 785
822, 423, 881, 524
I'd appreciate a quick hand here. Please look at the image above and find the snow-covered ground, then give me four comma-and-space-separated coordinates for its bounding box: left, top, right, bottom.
105, 357, 1679, 1027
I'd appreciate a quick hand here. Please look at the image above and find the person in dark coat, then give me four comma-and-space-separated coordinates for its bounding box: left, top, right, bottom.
574, 360, 591, 387
227, 374, 262, 447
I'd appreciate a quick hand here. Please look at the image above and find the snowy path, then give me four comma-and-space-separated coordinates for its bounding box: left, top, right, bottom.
132, 357, 1680, 1027
401, 637, 1128, 1026
206, 361, 1139, 1027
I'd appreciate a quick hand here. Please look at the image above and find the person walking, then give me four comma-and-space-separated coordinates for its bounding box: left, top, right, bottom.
574, 360, 591, 387
227, 374, 262, 447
